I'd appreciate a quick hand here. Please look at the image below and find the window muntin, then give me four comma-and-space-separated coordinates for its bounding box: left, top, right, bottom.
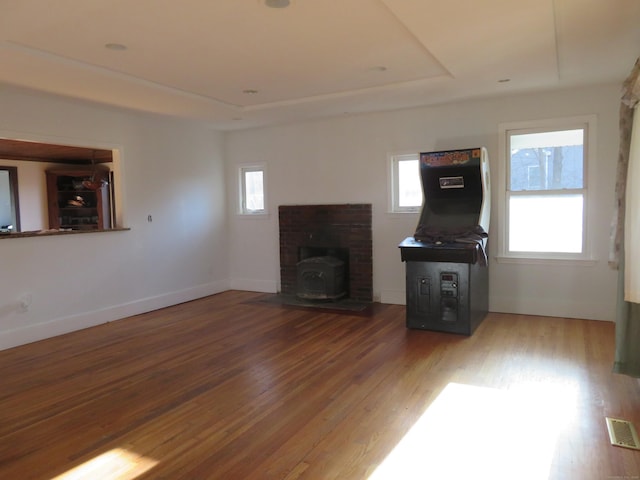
240, 165, 265, 214
505, 124, 588, 257
391, 153, 422, 213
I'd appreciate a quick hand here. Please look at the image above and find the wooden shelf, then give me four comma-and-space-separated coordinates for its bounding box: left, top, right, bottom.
46, 168, 112, 231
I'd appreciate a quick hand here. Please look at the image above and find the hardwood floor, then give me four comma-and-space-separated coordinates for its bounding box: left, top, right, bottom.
1, 290, 639, 479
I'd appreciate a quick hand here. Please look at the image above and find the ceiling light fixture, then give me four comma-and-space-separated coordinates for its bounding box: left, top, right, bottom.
265, 0, 290, 8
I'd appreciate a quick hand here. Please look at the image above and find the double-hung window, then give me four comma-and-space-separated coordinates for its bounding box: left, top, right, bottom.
390, 153, 422, 213
500, 116, 594, 259
239, 165, 266, 215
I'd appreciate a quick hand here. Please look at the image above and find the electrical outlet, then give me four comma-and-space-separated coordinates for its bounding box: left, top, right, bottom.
18, 293, 32, 313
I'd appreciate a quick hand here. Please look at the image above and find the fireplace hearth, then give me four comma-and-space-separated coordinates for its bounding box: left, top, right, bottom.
279, 204, 372, 303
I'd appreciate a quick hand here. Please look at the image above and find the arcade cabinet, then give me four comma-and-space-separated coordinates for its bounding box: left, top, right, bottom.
399, 147, 490, 335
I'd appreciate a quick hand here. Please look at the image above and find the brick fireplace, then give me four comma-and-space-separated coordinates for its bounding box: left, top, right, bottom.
278, 204, 373, 302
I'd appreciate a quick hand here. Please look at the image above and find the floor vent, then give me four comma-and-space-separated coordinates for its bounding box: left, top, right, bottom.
606, 417, 640, 450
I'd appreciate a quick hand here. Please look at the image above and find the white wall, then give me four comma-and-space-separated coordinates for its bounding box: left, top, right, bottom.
0, 81, 621, 352
225, 83, 621, 321
0, 87, 229, 350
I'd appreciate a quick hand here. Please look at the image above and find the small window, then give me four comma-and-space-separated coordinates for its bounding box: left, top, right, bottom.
390, 153, 422, 213
500, 117, 593, 259
240, 165, 266, 214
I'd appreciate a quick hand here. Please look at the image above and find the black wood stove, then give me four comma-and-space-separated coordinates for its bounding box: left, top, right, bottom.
399, 148, 490, 335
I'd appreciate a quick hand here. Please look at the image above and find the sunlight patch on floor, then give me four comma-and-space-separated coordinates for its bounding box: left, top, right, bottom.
368, 381, 578, 480
51, 448, 158, 480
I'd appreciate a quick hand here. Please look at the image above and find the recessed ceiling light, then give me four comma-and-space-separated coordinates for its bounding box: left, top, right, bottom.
105, 43, 127, 51
265, 0, 290, 8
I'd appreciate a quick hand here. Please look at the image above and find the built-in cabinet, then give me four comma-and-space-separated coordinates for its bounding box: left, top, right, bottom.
46, 168, 111, 231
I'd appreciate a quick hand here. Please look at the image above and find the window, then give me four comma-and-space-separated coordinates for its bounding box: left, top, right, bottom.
499, 116, 594, 259
390, 153, 422, 213
240, 165, 266, 214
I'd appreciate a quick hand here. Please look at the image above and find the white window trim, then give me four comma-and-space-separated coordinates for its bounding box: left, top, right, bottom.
238, 163, 267, 215
496, 115, 597, 263
388, 152, 422, 214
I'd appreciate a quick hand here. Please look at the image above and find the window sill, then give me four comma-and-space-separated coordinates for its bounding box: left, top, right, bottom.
495, 255, 598, 267
0, 227, 130, 240
235, 212, 271, 220
387, 210, 420, 217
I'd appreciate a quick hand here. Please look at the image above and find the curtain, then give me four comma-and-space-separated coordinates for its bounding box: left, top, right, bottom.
612, 58, 640, 377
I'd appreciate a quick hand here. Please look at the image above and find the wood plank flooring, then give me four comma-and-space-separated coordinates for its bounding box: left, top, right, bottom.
0, 290, 639, 479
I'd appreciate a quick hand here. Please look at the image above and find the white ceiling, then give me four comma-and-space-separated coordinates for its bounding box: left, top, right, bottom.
1, 0, 639, 131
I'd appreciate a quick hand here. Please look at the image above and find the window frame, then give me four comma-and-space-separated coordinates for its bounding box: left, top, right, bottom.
497, 115, 596, 263
389, 152, 422, 214
239, 164, 267, 215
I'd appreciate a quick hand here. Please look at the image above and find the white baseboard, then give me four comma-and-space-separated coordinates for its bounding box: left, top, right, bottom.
0, 280, 230, 352
4, 281, 609, 353
380, 289, 406, 305
229, 278, 278, 293
379, 290, 613, 321
489, 296, 614, 322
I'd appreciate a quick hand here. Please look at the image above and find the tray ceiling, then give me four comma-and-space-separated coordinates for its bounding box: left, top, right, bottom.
1, 0, 639, 130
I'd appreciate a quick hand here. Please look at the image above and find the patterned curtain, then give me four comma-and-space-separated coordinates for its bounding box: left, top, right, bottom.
612, 58, 640, 377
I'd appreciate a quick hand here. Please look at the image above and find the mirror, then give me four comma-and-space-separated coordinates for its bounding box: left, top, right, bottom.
0, 166, 20, 233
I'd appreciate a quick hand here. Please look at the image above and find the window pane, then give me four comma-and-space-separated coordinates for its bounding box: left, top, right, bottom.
509, 194, 583, 253
244, 170, 264, 211
510, 129, 584, 191
398, 159, 422, 207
